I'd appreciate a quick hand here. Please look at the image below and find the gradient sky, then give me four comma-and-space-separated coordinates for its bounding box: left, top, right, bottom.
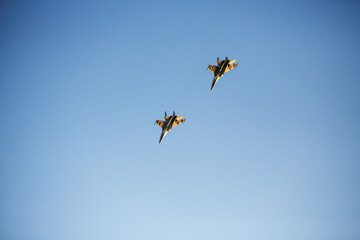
1, 1, 360, 240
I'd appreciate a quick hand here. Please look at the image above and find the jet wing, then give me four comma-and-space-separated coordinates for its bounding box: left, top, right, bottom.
225, 63, 238, 73
208, 65, 217, 74
173, 118, 186, 127
155, 120, 165, 128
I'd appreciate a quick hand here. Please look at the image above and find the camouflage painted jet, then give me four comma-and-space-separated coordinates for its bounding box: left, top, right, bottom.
207, 57, 238, 91
155, 111, 186, 144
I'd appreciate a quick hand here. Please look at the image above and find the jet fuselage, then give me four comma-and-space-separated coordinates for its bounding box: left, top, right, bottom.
159, 114, 176, 143
217, 57, 230, 77
165, 114, 177, 131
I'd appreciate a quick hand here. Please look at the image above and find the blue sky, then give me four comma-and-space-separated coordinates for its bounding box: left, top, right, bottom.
1, 1, 360, 239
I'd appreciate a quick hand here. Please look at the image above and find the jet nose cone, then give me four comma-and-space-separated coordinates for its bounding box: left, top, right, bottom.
159, 131, 167, 144
211, 77, 218, 91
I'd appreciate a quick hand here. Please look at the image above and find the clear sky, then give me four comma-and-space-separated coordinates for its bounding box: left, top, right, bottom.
1, 1, 360, 240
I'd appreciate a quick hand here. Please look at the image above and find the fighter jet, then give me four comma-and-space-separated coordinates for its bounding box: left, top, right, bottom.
207, 57, 238, 91
155, 111, 186, 144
